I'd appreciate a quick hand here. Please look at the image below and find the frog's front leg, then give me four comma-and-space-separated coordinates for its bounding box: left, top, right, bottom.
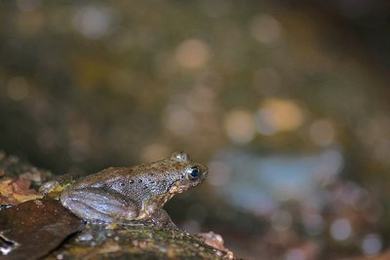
150, 208, 178, 229
60, 187, 139, 223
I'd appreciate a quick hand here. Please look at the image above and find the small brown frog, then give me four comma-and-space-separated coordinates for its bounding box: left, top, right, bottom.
59, 152, 207, 228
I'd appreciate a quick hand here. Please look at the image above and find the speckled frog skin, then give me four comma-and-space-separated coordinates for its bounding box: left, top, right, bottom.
60, 152, 207, 227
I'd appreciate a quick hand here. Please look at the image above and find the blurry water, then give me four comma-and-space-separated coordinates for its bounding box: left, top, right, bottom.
209, 148, 343, 215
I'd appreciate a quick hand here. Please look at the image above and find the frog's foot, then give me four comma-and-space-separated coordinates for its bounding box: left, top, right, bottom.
60, 187, 139, 223
149, 209, 178, 229
39, 180, 61, 195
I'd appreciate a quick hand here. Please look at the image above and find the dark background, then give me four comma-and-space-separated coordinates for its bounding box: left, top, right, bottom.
0, 1, 389, 258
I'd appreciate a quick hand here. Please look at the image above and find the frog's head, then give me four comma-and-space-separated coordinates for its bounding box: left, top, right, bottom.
142, 152, 207, 213
166, 151, 208, 194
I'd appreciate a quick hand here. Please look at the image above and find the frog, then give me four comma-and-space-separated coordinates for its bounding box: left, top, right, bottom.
59, 152, 207, 228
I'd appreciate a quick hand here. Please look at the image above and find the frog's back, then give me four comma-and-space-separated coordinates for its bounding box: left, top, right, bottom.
72, 166, 137, 189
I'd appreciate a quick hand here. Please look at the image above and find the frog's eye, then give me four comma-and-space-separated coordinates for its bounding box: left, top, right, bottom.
171, 152, 190, 162
187, 166, 200, 180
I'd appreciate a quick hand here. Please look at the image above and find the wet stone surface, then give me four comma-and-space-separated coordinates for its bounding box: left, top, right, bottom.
49, 224, 233, 259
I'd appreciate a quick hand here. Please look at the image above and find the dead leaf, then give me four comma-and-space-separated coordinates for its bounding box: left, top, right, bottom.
0, 199, 83, 260
0, 177, 43, 206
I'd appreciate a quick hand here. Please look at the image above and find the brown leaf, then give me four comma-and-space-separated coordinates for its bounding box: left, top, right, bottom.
0, 199, 83, 260
0, 177, 42, 206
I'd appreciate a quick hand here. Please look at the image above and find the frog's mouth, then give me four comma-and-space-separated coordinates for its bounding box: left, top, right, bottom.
168, 182, 188, 194
169, 185, 184, 194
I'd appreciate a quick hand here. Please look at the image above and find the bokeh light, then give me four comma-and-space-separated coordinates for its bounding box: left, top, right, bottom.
73, 6, 113, 39
256, 98, 304, 135
361, 233, 382, 256
175, 39, 211, 69
224, 110, 256, 144
250, 14, 283, 45
330, 218, 352, 241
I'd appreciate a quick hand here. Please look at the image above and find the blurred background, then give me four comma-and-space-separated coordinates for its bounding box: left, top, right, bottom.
0, 0, 389, 259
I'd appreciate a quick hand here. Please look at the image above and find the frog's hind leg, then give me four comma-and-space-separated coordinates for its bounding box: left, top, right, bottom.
60, 187, 139, 223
